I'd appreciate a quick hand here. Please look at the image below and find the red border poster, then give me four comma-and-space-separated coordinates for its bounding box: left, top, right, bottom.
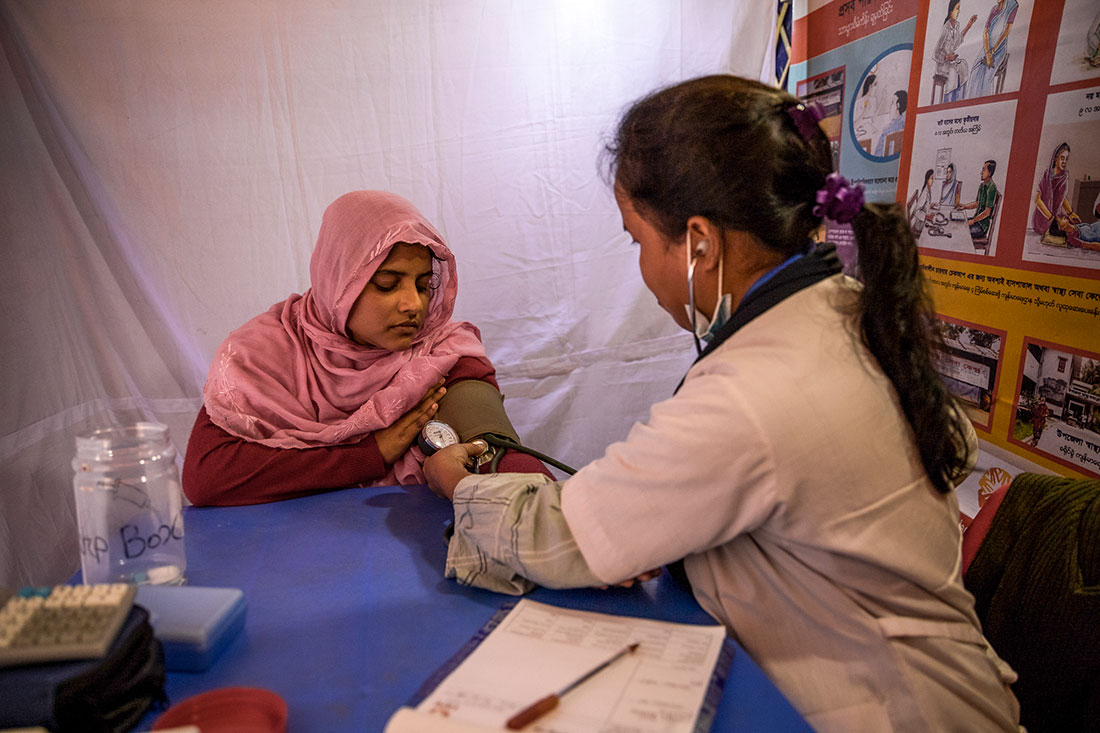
792, 0, 1100, 518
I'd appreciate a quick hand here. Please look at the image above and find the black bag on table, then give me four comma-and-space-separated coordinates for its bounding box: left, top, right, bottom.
0, 604, 168, 732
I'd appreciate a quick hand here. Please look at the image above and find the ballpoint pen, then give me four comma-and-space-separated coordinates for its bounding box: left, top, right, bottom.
505, 642, 640, 730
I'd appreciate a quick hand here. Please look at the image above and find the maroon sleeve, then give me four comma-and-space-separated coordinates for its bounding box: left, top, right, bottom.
496, 449, 555, 478
182, 356, 501, 507
181, 406, 388, 507
445, 355, 498, 388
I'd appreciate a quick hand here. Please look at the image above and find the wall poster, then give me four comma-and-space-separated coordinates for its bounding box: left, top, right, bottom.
793, 0, 1100, 521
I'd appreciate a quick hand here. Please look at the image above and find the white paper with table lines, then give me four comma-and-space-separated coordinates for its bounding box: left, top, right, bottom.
385, 598, 729, 733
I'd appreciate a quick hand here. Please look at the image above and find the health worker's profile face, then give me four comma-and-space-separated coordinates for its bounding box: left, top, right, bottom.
615, 187, 692, 331
346, 243, 433, 351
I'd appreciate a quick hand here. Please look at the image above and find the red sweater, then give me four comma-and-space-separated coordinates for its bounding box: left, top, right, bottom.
182, 356, 549, 506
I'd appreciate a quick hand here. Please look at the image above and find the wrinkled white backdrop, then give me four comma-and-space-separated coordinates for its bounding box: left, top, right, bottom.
0, 1, 775, 588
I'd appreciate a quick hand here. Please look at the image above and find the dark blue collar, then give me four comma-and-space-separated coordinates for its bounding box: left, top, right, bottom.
675, 242, 842, 392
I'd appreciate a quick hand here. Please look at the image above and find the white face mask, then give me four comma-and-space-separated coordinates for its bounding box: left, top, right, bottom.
683, 235, 732, 350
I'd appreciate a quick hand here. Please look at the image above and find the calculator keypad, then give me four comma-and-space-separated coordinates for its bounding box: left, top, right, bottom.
0, 583, 136, 667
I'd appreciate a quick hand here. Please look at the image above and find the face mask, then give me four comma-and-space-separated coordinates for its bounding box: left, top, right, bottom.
683, 235, 732, 352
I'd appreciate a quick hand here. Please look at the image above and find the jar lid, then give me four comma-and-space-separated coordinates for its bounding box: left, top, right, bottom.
152, 686, 288, 732
75, 422, 173, 462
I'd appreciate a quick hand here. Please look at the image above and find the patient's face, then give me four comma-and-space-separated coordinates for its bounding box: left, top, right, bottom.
346, 243, 433, 350
615, 186, 692, 331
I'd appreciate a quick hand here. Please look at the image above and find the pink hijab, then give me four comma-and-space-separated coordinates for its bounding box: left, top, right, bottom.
203, 190, 492, 484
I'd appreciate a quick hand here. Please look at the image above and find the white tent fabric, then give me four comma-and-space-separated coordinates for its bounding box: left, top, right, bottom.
0, 1, 776, 589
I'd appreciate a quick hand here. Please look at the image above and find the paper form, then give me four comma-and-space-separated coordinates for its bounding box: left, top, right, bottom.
412, 599, 728, 733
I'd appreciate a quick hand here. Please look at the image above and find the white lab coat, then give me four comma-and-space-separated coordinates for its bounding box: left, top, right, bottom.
561, 274, 1019, 731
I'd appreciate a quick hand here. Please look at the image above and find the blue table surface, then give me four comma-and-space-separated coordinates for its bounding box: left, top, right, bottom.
139, 485, 811, 732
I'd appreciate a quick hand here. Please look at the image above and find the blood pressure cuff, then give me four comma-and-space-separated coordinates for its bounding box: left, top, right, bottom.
437, 379, 520, 444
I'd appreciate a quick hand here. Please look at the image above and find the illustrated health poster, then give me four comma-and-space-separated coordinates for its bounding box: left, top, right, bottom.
794, 0, 1100, 519
789, 0, 920, 274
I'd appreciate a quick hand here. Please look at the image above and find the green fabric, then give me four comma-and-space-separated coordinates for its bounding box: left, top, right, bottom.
964, 473, 1100, 732
974, 180, 998, 234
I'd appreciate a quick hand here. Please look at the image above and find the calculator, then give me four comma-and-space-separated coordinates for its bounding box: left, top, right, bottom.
0, 583, 136, 667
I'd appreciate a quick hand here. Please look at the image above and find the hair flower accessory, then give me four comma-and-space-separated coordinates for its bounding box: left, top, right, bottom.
813, 172, 865, 224
787, 101, 825, 142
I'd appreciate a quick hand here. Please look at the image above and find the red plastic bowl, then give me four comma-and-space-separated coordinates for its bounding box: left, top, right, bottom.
152, 686, 288, 732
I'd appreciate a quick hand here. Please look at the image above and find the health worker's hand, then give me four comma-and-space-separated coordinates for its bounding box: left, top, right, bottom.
376, 379, 446, 465
601, 568, 662, 589
424, 441, 486, 500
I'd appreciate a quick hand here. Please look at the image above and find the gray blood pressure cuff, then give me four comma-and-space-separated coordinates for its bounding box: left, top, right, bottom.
436, 379, 521, 444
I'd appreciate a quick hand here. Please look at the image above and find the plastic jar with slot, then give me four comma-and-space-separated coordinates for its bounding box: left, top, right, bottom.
72, 422, 186, 585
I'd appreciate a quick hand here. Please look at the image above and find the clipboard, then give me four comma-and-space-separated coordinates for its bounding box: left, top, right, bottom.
384, 598, 733, 733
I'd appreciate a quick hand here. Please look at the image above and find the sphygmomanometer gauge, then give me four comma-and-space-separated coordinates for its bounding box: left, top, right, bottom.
418, 420, 460, 456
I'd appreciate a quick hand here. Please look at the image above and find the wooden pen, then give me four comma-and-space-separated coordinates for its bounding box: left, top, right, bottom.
505, 642, 640, 730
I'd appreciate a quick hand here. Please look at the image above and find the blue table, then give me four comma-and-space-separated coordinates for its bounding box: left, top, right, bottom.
142, 485, 811, 731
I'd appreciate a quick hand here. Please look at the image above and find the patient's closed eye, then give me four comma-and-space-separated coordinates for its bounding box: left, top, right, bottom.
371, 275, 399, 291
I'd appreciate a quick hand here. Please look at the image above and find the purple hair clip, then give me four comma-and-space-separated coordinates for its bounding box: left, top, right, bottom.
787, 101, 825, 142
813, 172, 865, 224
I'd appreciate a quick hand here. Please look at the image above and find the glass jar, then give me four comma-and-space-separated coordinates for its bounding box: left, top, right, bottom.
72, 422, 186, 585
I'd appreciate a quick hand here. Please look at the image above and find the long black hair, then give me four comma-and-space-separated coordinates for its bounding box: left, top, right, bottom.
945, 0, 961, 24
603, 75, 970, 492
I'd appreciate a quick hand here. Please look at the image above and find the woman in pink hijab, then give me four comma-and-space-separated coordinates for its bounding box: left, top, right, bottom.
183, 190, 542, 506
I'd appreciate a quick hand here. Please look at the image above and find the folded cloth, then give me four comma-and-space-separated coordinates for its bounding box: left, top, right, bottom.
964, 473, 1100, 732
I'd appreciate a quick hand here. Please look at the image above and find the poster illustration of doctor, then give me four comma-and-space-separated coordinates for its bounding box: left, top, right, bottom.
850, 47, 912, 163
932, 0, 979, 102
905, 99, 1016, 258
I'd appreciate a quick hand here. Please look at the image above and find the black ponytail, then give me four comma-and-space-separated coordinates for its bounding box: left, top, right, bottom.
605, 74, 971, 492
851, 204, 971, 491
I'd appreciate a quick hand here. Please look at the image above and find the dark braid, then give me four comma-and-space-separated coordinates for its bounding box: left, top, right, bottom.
604, 74, 971, 492
850, 203, 971, 491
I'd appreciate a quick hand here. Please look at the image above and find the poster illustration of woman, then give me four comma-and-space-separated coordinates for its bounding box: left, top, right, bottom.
968, 0, 1019, 99
1031, 142, 1081, 242
937, 163, 962, 209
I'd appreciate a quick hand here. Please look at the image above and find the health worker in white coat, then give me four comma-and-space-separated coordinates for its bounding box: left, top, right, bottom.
423, 74, 1020, 732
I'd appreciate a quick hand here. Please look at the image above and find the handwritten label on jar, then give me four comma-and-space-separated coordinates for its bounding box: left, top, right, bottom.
80, 514, 184, 564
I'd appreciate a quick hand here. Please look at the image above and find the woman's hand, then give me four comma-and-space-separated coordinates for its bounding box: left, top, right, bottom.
601, 568, 662, 589
375, 379, 446, 465
424, 441, 486, 500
